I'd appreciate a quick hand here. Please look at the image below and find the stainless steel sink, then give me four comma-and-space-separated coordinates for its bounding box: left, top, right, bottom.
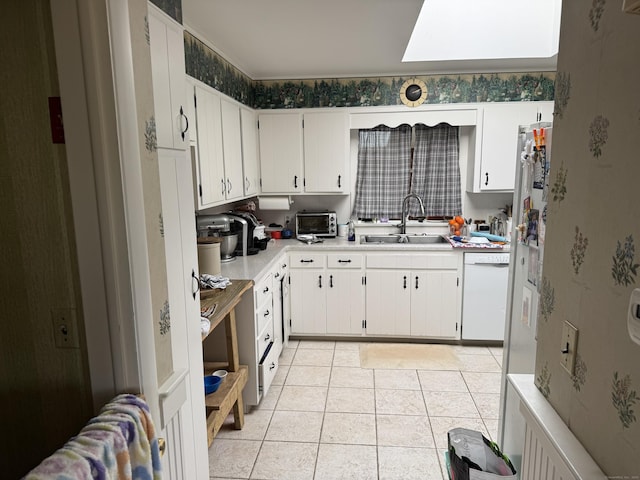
360, 234, 447, 244
360, 234, 403, 244
405, 234, 447, 244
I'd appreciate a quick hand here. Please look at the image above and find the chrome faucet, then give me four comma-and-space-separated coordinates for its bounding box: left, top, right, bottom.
399, 193, 425, 234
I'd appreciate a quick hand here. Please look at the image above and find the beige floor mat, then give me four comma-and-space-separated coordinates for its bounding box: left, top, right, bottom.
359, 343, 462, 370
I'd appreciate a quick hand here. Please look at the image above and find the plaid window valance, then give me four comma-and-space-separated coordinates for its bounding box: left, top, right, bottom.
352, 123, 462, 219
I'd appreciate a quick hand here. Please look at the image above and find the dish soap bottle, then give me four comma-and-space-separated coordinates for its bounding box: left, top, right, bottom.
347, 219, 356, 242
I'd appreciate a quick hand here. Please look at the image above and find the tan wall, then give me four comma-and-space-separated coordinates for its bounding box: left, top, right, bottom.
0, 1, 92, 476
534, 2, 640, 475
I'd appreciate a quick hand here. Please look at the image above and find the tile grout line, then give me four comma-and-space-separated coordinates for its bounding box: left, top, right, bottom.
248, 341, 299, 480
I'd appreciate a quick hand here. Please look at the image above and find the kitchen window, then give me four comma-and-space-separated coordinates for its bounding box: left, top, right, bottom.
352, 123, 462, 219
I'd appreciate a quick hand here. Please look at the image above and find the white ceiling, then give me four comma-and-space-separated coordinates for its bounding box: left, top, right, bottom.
182, 0, 558, 81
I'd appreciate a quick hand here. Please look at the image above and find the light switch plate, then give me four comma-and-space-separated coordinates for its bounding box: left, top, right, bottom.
51, 308, 80, 349
560, 320, 578, 375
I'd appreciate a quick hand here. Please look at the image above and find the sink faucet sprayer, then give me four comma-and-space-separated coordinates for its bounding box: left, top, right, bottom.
399, 193, 425, 234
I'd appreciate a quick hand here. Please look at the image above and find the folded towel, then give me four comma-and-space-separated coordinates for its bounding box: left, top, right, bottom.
98, 395, 161, 480
24, 448, 93, 480
199, 274, 231, 290
79, 423, 131, 479
23, 394, 161, 480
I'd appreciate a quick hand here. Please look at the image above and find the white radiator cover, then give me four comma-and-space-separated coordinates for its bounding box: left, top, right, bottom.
508, 375, 607, 480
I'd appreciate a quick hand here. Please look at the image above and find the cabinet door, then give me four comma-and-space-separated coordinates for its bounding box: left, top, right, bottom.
184, 79, 196, 146
326, 270, 365, 335
303, 112, 349, 193
478, 103, 540, 191
194, 86, 225, 207
289, 269, 326, 334
220, 98, 244, 201
365, 270, 411, 336
537, 101, 554, 123
410, 270, 459, 339
258, 113, 303, 193
240, 107, 260, 197
148, 8, 187, 150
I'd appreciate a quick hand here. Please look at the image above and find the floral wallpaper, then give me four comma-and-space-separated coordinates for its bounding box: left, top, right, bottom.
534, 0, 640, 475
129, 0, 173, 383
184, 30, 555, 109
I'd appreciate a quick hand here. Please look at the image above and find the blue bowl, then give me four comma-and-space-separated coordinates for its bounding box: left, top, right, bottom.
204, 375, 222, 395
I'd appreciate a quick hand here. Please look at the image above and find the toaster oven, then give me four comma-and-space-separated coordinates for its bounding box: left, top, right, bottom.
295, 211, 337, 237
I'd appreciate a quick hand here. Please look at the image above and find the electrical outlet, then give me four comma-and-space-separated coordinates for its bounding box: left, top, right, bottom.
284, 215, 290, 224
560, 320, 578, 375
51, 308, 79, 349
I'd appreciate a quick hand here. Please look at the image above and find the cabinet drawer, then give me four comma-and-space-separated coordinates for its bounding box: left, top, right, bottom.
289, 253, 326, 268
327, 253, 363, 269
259, 339, 281, 400
257, 319, 275, 361
255, 272, 273, 307
273, 258, 289, 281
256, 300, 273, 336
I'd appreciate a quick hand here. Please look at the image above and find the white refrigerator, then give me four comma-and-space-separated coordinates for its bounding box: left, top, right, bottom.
498, 123, 553, 471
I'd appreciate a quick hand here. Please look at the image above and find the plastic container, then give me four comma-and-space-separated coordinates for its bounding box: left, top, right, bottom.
197, 241, 221, 276
204, 375, 222, 395
212, 370, 228, 382
347, 220, 356, 242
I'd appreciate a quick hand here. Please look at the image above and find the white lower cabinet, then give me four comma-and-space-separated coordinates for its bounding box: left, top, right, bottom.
326, 254, 365, 335
235, 261, 283, 406
410, 270, 459, 338
365, 269, 411, 336
289, 253, 327, 335
289, 252, 365, 336
288, 250, 461, 340
364, 252, 462, 340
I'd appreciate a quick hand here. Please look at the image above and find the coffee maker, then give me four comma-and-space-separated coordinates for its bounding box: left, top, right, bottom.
228, 211, 267, 256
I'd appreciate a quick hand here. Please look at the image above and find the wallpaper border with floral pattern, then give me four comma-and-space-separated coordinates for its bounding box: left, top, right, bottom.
184, 31, 556, 109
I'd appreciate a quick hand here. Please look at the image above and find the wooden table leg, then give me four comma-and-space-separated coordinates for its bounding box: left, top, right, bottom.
232, 395, 245, 430
224, 309, 240, 372
224, 307, 244, 429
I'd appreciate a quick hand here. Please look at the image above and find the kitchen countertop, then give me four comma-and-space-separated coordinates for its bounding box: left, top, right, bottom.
219, 236, 510, 283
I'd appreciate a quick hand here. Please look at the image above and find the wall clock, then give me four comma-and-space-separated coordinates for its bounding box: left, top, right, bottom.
399, 78, 427, 107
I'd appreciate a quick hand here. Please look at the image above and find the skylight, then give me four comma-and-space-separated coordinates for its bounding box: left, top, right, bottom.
403, 0, 562, 63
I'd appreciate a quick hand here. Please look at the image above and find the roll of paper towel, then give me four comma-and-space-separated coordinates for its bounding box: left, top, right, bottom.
197, 242, 221, 276
258, 196, 292, 210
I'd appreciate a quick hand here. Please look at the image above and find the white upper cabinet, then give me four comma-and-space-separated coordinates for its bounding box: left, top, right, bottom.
303, 112, 349, 193
194, 85, 225, 207
258, 111, 349, 194
258, 113, 304, 194
148, 5, 188, 150
220, 98, 244, 201
471, 101, 553, 192
240, 107, 260, 197
193, 83, 263, 209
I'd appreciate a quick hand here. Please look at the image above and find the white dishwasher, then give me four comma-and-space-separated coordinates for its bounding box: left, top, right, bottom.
462, 252, 510, 341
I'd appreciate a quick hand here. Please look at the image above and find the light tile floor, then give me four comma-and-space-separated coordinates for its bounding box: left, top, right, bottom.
210, 340, 503, 480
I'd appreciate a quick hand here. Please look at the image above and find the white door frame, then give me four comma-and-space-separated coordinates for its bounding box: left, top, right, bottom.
50, 1, 207, 477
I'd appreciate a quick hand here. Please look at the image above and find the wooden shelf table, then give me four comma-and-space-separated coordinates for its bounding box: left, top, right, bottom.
200, 279, 253, 445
